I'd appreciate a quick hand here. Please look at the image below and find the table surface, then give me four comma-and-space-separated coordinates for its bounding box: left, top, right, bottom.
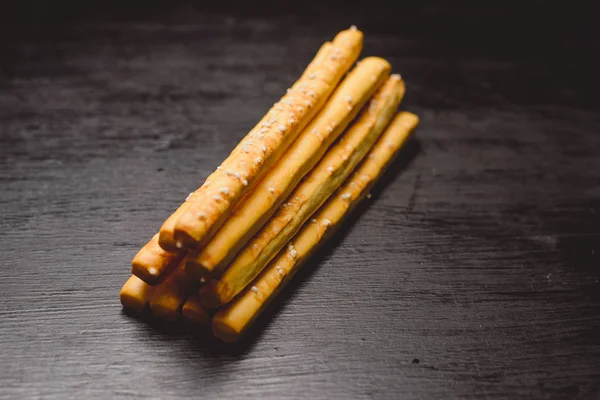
1, 2, 599, 399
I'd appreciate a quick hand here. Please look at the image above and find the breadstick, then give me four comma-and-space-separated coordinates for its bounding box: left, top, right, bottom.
131, 234, 184, 284
120, 275, 155, 312
182, 294, 211, 326
148, 262, 198, 321
158, 27, 363, 252
154, 198, 193, 252
212, 111, 419, 341
187, 57, 391, 278
200, 75, 403, 307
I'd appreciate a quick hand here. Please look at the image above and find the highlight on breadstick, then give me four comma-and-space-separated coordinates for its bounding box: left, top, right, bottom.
148, 263, 198, 321
186, 57, 391, 278
182, 294, 211, 326
120, 275, 155, 313
132, 234, 184, 284
200, 73, 403, 308
212, 111, 419, 342
154, 198, 194, 253
161, 28, 364, 251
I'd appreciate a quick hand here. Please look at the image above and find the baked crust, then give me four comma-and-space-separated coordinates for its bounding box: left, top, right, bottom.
119, 275, 155, 312
158, 28, 364, 252
212, 111, 419, 342
187, 57, 392, 278
131, 233, 183, 284
181, 294, 211, 326
201, 74, 404, 308
148, 262, 198, 320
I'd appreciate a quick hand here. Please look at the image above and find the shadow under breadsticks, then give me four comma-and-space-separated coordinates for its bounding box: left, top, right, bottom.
121, 137, 421, 356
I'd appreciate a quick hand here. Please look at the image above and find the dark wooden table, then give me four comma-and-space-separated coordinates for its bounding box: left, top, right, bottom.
1, 2, 599, 398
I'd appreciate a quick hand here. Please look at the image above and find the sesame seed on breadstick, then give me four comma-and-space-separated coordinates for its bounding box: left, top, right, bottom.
187, 57, 391, 279
212, 111, 419, 342
131, 234, 183, 284
200, 73, 404, 308
159, 28, 363, 252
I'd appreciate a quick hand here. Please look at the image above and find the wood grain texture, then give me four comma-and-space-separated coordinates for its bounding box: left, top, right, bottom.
1, 1, 599, 399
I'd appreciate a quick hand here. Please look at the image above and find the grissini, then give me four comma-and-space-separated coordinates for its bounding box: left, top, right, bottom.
200, 75, 404, 307
212, 111, 419, 342
158, 28, 364, 252
182, 294, 211, 326
120, 275, 155, 312
187, 57, 392, 278
132, 234, 184, 284
155, 199, 194, 252
148, 263, 198, 320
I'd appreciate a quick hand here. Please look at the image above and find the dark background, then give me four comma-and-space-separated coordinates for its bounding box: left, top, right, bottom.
1, 1, 599, 398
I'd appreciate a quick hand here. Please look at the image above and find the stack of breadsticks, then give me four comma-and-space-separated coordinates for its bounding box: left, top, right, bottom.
120, 26, 419, 342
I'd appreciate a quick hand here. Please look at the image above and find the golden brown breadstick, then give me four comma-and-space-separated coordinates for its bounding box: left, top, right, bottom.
120, 275, 155, 312
159, 28, 364, 251
182, 294, 211, 326
148, 262, 198, 321
154, 199, 193, 253
131, 234, 184, 284
187, 57, 391, 278
200, 75, 404, 307
212, 111, 419, 342
155, 41, 334, 252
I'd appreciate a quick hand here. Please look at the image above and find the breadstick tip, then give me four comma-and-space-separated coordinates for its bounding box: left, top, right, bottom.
212, 318, 242, 343
120, 275, 153, 312
397, 111, 420, 127
360, 56, 391, 70
182, 295, 211, 326
333, 27, 364, 45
